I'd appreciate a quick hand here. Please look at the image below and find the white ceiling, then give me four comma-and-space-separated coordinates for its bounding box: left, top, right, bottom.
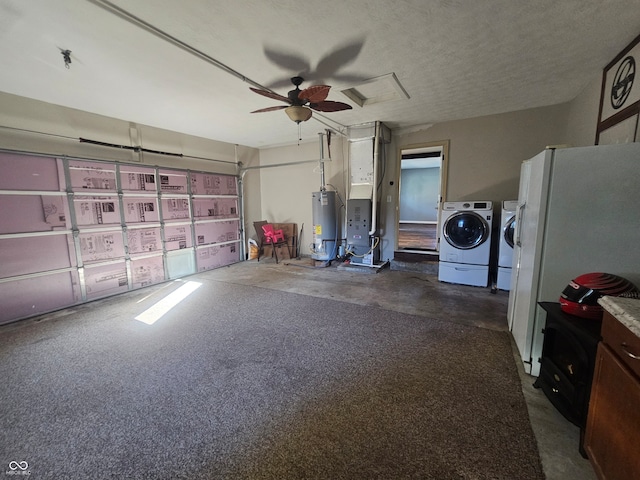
1, 0, 640, 149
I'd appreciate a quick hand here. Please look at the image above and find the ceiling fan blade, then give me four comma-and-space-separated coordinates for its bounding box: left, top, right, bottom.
249, 87, 290, 104
250, 105, 288, 113
299, 85, 330, 104
309, 101, 353, 112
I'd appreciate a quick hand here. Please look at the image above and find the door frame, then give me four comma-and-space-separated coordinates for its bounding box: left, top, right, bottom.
395, 140, 449, 252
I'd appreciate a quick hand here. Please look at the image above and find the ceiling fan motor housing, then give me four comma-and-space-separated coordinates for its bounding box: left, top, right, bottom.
288, 88, 303, 105
288, 76, 305, 105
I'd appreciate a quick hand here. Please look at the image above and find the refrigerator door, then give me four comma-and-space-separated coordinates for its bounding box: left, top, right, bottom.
507, 161, 530, 327
508, 149, 553, 374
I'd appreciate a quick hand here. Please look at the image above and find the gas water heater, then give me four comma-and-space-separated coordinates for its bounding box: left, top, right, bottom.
311, 190, 337, 261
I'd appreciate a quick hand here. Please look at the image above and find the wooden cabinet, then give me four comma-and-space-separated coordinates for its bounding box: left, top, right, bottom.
585, 310, 640, 480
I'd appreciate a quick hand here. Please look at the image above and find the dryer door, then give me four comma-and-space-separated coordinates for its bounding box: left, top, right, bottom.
504, 215, 516, 248
443, 211, 489, 250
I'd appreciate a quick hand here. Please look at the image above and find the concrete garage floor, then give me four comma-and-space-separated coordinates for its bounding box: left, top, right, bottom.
204, 258, 597, 480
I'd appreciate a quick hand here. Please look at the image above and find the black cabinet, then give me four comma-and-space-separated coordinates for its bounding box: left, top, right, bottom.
534, 302, 601, 456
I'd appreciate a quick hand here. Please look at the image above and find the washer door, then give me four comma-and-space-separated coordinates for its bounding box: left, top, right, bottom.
504, 215, 515, 248
443, 211, 489, 250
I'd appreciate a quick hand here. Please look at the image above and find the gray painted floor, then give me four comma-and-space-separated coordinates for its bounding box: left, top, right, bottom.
203, 258, 596, 480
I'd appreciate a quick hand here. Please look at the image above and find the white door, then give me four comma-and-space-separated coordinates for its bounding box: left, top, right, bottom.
508, 150, 553, 374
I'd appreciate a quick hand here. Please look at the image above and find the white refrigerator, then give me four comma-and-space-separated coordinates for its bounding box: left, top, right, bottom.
508, 143, 640, 377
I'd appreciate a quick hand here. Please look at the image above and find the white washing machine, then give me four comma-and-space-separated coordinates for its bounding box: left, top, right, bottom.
438, 201, 493, 287
497, 200, 518, 290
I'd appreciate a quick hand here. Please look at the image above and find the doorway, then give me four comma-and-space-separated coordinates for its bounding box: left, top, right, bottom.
396, 141, 448, 256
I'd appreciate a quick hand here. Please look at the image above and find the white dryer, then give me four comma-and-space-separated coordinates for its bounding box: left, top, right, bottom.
438, 201, 493, 287
497, 200, 518, 290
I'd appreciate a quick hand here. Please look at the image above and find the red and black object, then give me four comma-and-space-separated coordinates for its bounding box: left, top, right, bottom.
559, 272, 639, 320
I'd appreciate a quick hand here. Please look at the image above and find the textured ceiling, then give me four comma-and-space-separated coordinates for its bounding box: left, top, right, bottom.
1, 0, 640, 148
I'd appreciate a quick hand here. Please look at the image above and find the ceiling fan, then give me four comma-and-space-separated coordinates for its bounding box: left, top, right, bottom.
250, 76, 352, 123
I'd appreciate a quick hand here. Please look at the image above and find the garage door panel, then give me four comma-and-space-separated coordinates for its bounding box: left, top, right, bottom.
0, 271, 80, 324
0, 234, 75, 278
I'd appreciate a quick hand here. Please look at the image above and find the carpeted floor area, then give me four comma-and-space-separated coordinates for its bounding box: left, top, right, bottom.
0, 278, 543, 479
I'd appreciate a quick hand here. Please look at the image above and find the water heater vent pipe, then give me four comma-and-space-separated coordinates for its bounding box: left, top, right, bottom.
369, 121, 380, 235
318, 132, 326, 191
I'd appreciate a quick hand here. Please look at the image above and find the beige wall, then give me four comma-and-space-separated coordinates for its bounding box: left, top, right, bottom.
379, 104, 570, 259
254, 135, 348, 255
382, 91, 602, 260
564, 74, 602, 147
0, 91, 245, 175
393, 104, 570, 202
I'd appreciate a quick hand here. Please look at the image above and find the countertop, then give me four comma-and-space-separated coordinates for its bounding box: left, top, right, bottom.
598, 295, 640, 337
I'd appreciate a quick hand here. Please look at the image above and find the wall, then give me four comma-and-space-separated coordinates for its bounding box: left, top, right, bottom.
384, 103, 571, 260
394, 104, 570, 201
564, 74, 602, 147
381, 76, 603, 261
399, 168, 440, 222
255, 134, 348, 256
0, 92, 250, 173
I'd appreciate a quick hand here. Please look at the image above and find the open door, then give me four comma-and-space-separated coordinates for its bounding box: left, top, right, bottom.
395, 141, 448, 256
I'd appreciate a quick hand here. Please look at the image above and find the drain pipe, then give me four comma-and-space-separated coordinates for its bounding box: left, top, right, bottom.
369, 121, 380, 236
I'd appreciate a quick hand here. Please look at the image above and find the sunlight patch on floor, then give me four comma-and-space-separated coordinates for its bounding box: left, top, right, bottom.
134, 281, 202, 325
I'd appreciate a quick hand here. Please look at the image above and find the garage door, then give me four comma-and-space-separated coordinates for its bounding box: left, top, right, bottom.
0, 151, 240, 325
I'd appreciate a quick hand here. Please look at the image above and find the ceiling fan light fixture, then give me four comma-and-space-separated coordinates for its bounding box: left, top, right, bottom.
285, 106, 312, 123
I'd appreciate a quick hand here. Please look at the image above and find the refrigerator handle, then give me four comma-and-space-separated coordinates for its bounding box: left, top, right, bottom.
515, 203, 525, 247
